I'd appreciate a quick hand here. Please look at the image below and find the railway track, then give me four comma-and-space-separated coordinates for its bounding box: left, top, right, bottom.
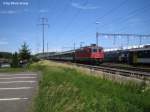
72, 63, 150, 81
51, 60, 150, 81
101, 63, 150, 73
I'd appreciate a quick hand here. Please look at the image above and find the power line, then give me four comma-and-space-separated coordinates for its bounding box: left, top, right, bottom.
118, 5, 150, 32
100, 2, 150, 31
97, 0, 128, 21
49, 0, 70, 30
98, 33, 150, 37
38, 17, 49, 53
61, 0, 89, 36
77, 0, 128, 38
97, 33, 150, 46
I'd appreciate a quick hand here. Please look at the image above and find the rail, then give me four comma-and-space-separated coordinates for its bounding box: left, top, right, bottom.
74, 63, 150, 81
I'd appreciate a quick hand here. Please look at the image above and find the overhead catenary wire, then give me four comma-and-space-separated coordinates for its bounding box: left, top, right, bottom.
77, 0, 129, 37
118, 7, 150, 33
97, 2, 150, 46
101, 2, 150, 32
61, 0, 89, 36
49, 0, 71, 29
78, 1, 150, 47
97, 33, 150, 47
97, 0, 128, 21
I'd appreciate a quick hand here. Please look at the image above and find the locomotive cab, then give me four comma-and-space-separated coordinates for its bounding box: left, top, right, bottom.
74, 44, 104, 64
90, 45, 104, 63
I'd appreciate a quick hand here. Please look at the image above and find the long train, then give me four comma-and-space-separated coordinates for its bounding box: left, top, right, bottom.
104, 45, 150, 65
48, 44, 104, 64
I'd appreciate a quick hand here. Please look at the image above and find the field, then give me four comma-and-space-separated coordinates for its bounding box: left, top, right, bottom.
30, 61, 150, 112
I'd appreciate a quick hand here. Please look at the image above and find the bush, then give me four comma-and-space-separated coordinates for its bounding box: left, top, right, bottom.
11, 52, 20, 68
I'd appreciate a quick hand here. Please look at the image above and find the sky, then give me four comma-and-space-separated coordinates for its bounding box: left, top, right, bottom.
0, 0, 150, 53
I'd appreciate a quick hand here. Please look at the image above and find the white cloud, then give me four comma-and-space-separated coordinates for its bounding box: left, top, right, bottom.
71, 2, 99, 10
0, 10, 18, 14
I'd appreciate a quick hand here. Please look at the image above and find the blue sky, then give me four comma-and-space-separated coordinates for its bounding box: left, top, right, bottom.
0, 0, 150, 53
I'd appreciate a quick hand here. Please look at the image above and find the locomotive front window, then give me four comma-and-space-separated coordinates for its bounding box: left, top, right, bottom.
89, 49, 91, 52
92, 49, 97, 52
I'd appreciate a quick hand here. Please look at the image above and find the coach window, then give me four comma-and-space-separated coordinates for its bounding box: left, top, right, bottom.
80, 50, 83, 53
144, 51, 150, 58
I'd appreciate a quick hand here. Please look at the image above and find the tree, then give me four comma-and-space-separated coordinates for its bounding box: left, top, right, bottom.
11, 52, 19, 68
19, 42, 31, 64
0, 52, 12, 59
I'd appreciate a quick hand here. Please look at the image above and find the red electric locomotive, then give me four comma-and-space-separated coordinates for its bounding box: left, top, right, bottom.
48, 44, 104, 64
75, 44, 104, 64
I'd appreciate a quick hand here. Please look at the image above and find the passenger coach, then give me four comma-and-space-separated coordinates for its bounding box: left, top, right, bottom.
49, 44, 104, 64
104, 45, 150, 65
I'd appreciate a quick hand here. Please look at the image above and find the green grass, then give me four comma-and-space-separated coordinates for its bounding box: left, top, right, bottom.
31, 61, 150, 112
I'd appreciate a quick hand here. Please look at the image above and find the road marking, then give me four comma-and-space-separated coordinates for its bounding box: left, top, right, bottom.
0, 81, 36, 84
0, 87, 33, 90
0, 74, 37, 77
0, 77, 36, 79
0, 98, 29, 101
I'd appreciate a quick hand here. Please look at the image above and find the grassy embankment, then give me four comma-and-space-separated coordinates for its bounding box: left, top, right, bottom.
30, 61, 150, 112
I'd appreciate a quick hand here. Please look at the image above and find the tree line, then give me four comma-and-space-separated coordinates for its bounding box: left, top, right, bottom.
11, 42, 31, 67
0, 42, 38, 68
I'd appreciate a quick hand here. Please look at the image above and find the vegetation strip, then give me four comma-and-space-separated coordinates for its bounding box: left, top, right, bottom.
30, 61, 150, 112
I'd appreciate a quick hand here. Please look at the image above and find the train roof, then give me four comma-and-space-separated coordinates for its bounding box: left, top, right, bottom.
49, 44, 103, 56
50, 50, 75, 56
105, 44, 150, 53
59, 50, 75, 55
104, 47, 150, 54
129, 47, 150, 52
76, 44, 103, 51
